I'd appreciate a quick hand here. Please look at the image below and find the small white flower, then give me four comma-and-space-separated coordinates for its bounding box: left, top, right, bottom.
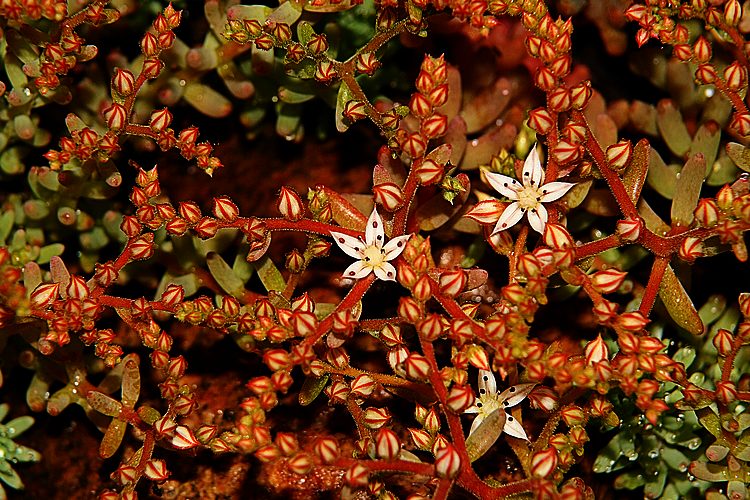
465, 369, 535, 440
484, 143, 575, 234
330, 208, 411, 281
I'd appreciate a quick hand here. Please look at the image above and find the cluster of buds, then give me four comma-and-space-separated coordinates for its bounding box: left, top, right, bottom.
626, 1, 750, 137
393, 55, 449, 159
43, 122, 120, 169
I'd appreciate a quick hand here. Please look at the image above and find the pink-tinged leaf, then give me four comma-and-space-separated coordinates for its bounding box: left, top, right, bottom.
22, 262, 42, 298
416, 174, 470, 231
320, 187, 367, 231
437, 66, 462, 121
100, 418, 127, 458
658, 264, 703, 335
593, 113, 618, 149
376, 146, 408, 186
689, 121, 720, 175
460, 77, 514, 134
49, 256, 70, 295
459, 124, 518, 171
444, 117, 467, 166
582, 188, 620, 216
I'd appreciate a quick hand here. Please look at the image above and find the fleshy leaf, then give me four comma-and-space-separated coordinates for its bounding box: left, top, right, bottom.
658, 264, 703, 335
670, 153, 705, 227
656, 99, 691, 157
299, 374, 329, 406
254, 256, 286, 293
121, 354, 141, 409
466, 409, 506, 462
646, 148, 678, 199
99, 418, 127, 459
207, 252, 246, 298
87, 391, 122, 418
726, 142, 750, 172
622, 139, 650, 203
335, 81, 355, 133
689, 121, 720, 175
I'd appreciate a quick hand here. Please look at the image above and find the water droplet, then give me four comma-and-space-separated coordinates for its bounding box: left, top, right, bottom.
688, 438, 700, 450
179, 79, 186, 86
648, 449, 659, 459
471, 139, 479, 146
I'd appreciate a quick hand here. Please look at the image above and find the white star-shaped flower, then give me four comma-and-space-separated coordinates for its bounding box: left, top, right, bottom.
465, 369, 535, 440
483, 144, 575, 234
330, 208, 411, 281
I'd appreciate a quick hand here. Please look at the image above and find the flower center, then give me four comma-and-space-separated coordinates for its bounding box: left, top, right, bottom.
516, 185, 542, 211
363, 245, 386, 267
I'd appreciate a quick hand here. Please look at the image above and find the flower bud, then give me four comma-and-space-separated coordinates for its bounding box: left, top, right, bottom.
616, 218, 642, 241
590, 269, 626, 294
373, 182, 404, 211
434, 444, 461, 478
530, 448, 558, 478
277, 187, 305, 221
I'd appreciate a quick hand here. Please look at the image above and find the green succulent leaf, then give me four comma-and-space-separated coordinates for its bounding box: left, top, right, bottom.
254, 256, 286, 293
299, 374, 329, 406
4, 416, 34, 437
99, 418, 127, 459
656, 100, 691, 157
670, 153, 705, 227
658, 264, 703, 335
207, 252, 247, 298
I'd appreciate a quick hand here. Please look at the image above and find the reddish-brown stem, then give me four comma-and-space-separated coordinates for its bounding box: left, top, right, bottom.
433, 478, 454, 500
638, 257, 669, 316
301, 274, 376, 348
333, 457, 433, 476
346, 395, 370, 440
573, 111, 639, 220
721, 336, 746, 382
322, 364, 433, 397
508, 226, 528, 283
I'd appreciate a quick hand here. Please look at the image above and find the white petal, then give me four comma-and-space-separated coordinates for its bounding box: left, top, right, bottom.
491, 202, 524, 234
522, 144, 545, 188
464, 405, 480, 414
373, 262, 397, 281
502, 412, 529, 440
526, 203, 548, 234
342, 260, 372, 279
469, 414, 486, 436
365, 208, 385, 247
382, 234, 411, 260
478, 370, 497, 395
539, 181, 575, 202
331, 231, 365, 259
484, 171, 522, 199
498, 383, 536, 408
